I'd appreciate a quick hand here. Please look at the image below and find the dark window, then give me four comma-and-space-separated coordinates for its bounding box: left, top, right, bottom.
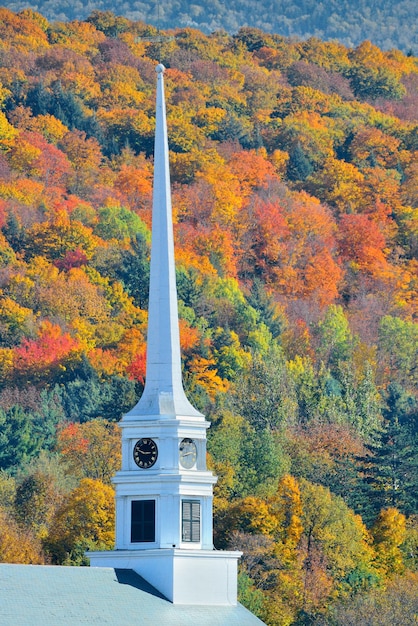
131, 500, 155, 543
182, 500, 200, 542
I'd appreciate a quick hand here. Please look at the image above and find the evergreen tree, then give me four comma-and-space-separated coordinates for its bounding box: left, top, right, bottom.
287, 143, 314, 181
59, 371, 137, 423
0, 406, 41, 471
247, 279, 286, 339
358, 384, 418, 524
115, 232, 150, 309
3, 211, 26, 254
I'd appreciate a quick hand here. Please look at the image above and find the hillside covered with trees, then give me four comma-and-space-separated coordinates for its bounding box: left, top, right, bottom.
0, 8, 417, 625
1, 0, 418, 52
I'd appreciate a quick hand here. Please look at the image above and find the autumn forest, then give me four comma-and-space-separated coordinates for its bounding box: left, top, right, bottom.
0, 8, 417, 625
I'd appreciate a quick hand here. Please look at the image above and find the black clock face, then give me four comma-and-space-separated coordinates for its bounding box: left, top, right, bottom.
133, 438, 158, 469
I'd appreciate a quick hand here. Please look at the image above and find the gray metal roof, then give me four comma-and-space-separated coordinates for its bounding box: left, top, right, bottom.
0, 564, 265, 625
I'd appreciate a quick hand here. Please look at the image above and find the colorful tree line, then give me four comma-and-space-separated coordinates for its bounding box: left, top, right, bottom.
0, 9, 417, 625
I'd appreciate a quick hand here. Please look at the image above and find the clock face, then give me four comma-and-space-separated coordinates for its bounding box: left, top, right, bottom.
179, 438, 197, 469
133, 438, 158, 469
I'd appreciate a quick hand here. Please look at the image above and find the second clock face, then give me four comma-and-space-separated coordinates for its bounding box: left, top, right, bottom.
179, 438, 197, 469
133, 438, 158, 469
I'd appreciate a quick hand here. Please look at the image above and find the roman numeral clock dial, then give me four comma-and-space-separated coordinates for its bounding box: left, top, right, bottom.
133, 438, 158, 469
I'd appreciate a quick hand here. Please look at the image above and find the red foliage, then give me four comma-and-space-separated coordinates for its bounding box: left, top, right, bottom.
53, 248, 88, 271
13, 321, 81, 381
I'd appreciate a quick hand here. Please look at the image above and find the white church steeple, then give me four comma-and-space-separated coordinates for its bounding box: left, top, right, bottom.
88, 64, 241, 606
124, 63, 202, 420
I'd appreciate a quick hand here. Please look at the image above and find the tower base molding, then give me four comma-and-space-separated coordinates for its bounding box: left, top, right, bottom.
87, 548, 241, 605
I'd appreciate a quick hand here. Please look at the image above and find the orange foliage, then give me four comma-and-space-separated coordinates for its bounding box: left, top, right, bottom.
179, 319, 201, 353
303, 248, 343, 307
87, 347, 124, 377
126, 348, 147, 385
114, 163, 153, 213
338, 214, 388, 275
187, 225, 238, 278
0, 8, 49, 51
245, 193, 341, 306
350, 126, 401, 169
228, 148, 276, 198
57, 422, 89, 455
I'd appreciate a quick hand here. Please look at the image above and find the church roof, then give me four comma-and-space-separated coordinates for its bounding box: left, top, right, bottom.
0, 564, 265, 625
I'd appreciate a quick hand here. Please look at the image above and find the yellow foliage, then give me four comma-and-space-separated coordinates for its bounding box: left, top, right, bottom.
0, 110, 18, 148
372, 507, 407, 576
70, 318, 97, 351
230, 496, 281, 536
187, 355, 229, 398
0, 296, 34, 337
281, 110, 337, 166
48, 20, 106, 55
0, 179, 45, 205
271, 149, 290, 176
31, 113, 69, 143
99, 64, 146, 108
297, 38, 351, 71
0, 347, 14, 377
98, 108, 153, 141
7, 135, 42, 175
0, 82, 11, 108
193, 106, 226, 134
291, 85, 333, 114
119, 31, 148, 57
26, 211, 99, 260
0, 296, 31, 324
196, 159, 243, 227
6, 273, 36, 308
391, 259, 418, 317
167, 108, 205, 153
46, 478, 115, 563
0, 506, 43, 564
311, 157, 365, 212
175, 249, 218, 278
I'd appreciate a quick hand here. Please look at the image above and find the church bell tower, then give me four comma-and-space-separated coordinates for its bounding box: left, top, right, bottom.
88, 64, 241, 606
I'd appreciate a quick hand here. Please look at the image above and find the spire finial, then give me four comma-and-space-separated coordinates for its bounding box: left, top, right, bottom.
124, 63, 202, 420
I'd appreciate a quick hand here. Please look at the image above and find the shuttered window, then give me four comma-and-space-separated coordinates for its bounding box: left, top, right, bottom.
131, 500, 155, 543
182, 500, 200, 543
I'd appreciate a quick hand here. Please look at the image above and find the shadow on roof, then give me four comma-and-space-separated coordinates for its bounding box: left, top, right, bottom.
114, 567, 167, 600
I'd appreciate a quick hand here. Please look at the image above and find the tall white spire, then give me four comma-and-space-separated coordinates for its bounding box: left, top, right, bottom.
125, 63, 202, 420
88, 66, 243, 607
